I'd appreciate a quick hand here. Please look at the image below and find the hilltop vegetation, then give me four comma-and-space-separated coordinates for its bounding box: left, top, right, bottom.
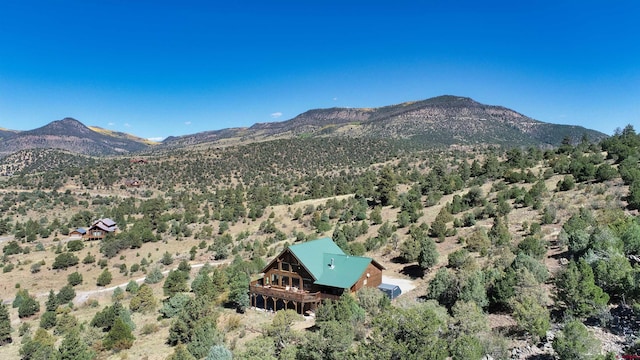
0, 96, 607, 159
0, 126, 639, 359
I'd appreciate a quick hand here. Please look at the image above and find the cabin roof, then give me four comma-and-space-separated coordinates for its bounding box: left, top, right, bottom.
314, 253, 374, 288
100, 218, 116, 227
288, 238, 345, 280
270, 237, 383, 289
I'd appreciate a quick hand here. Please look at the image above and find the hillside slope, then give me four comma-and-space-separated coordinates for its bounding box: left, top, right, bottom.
163, 95, 607, 148
0, 118, 152, 157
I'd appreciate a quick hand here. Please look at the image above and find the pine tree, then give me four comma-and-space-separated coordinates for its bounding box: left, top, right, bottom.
129, 284, 157, 314
58, 328, 94, 360
418, 237, 439, 271
163, 270, 189, 297
103, 317, 135, 351
0, 303, 12, 345
430, 208, 452, 241
375, 166, 397, 206
19, 328, 56, 359
45, 290, 58, 312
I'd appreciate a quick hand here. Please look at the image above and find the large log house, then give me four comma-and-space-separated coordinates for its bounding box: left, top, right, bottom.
249, 237, 384, 315
84, 218, 118, 241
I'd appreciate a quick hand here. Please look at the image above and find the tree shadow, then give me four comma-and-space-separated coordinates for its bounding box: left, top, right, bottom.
400, 264, 424, 279
525, 355, 554, 360
390, 256, 408, 264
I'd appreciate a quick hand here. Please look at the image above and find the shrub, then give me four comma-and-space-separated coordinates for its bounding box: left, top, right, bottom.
96, 269, 113, 287
3, 264, 14, 273
52, 253, 79, 270
3, 241, 22, 255
67, 272, 83, 286
56, 285, 76, 304
141, 323, 159, 335
145, 266, 164, 284
125, 280, 140, 294
82, 253, 95, 264
448, 249, 471, 269
66, 240, 84, 252
18, 296, 40, 318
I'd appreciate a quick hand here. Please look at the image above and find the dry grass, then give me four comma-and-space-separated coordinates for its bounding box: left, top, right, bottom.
0, 158, 633, 358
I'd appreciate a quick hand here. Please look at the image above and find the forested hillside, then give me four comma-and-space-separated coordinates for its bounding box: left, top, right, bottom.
0, 127, 639, 359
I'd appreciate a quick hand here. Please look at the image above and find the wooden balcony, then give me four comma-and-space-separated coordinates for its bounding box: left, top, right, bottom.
249, 281, 340, 304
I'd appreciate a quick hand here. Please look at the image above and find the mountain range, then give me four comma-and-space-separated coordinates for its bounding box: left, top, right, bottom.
0, 96, 608, 157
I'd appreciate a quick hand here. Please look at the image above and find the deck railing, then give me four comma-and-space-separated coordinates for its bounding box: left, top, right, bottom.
249, 281, 341, 303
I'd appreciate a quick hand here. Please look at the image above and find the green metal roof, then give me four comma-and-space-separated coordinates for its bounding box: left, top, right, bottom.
288, 238, 345, 280
288, 237, 372, 289
314, 253, 372, 288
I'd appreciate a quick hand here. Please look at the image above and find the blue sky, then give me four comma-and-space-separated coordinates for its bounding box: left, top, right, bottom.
1, 1, 638, 140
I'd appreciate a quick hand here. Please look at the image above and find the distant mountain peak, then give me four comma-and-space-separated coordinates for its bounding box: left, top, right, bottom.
0, 118, 152, 157
165, 95, 608, 148
1, 95, 609, 156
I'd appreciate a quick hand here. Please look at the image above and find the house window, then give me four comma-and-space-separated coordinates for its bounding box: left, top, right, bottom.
281, 262, 290, 272
271, 274, 279, 286
282, 276, 290, 287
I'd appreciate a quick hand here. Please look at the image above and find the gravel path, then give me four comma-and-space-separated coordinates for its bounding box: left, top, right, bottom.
71, 259, 232, 305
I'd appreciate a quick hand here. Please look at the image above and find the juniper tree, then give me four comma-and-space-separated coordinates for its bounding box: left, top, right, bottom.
0, 303, 11, 346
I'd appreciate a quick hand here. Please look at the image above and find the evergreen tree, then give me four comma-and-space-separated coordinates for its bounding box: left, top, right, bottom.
163, 269, 189, 297
555, 259, 609, 318
375, 166, 397, 206
227, 270, 250, 312
160, 293, 191, 319
129, 284, 158, 314
19, 328, 56, 360
56, 285, 76, 304
187, 321, 223, 359
96, 269, 113, 287
510, 293, 550, 341
0, 303, 11, 346
58, 328, 94, 360
18, 295, 40, 318
45, 290, 58, 312
145, 265, 165, 284
67, 272, 83, 287
553, 320, 601, 360
418, 236, 439, 271
488, 216, 510, 246
427, 268, 458, 309
40, 310, 57, 330
166, 344, 197, 360
103, 317, 135, 351
430, 207, 452, 240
